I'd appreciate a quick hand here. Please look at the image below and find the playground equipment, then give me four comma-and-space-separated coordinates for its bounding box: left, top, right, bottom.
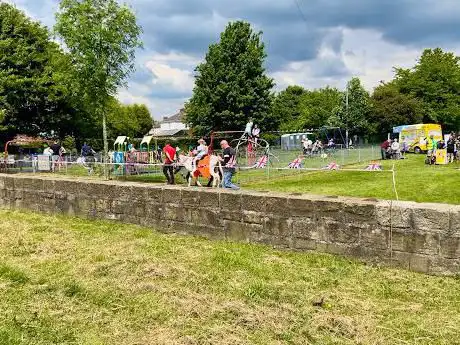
113, 136, 130, 175
139, 135, 156, 163
209, 130, 278, 168
3, 135, 53, 172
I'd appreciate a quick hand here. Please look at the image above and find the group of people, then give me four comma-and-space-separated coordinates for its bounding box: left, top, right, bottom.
301, 138, 336, 156
244, 119, 261, 145
380, 138, 405, 160
43, 141, 67, 171
380, 132, 460, 163
425, 132, 460, 164
162, 138, 239, 190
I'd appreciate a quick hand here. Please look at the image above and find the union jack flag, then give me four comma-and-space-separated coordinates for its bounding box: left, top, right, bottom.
323, 162, 340, 170
254, 155, 268, 168
365, 162, 382, 171
288, 158, 303, 169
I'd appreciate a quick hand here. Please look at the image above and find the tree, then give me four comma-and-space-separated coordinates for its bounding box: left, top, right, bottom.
54, 0, 142, 167
106, 99, 153, 138
273, 86, 342, 131
0, 3, 78, 138
333, 77, 371, 136
185, 21, 275, 136
271, 86, 306, 131
369, 82, 423, 137
394, 48, 460, 131
298, 87, 342, 130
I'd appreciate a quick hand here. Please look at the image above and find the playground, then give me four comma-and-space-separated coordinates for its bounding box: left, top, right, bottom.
32, 148, 458, 204
1, 130, 459, 204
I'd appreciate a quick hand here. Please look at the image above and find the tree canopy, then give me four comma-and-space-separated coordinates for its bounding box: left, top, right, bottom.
55, 0, 143, 157
106, 99, 153, 138
0, 3, 76, 138
185, 21, 275, 136
369, 82, 423, 136
393, 48, 460, 131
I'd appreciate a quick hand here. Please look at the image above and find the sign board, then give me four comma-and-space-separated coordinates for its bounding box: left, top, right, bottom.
37, 155, 51, 171
435, 149, 448, 165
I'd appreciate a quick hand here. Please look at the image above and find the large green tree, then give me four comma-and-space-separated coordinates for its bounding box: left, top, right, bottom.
185, 21, 275, 136
271, 86, 306, 131
299, 87, 342, 130
332, 77, 371, 136
0, 3, 79, 138
273, 86, 342, 131
369, 82, 423, 137
394, 48, 460, 131
106, 99, 153, 138
54, 0, 142, 162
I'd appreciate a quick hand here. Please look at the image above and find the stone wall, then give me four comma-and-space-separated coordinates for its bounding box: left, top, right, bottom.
0, 174, 458, 275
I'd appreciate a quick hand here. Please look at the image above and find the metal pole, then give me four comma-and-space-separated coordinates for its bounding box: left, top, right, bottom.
345, 84, 349, 149
102, 111, 109, 180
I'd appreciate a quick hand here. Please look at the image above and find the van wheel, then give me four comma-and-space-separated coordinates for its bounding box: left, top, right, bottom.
414, 146, 421, 154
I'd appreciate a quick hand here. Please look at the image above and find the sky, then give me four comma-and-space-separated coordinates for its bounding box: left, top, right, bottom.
5, 0, 460, 119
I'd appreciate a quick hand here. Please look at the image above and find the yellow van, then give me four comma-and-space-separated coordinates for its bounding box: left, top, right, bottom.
392, 124, 443, 153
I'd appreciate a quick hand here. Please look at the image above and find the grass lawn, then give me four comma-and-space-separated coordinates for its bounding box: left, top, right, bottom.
242, 155, 460, 204
0, 210, 459, 345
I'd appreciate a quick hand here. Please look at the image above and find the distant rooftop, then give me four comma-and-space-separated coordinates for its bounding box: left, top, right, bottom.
161, 108, 186, 123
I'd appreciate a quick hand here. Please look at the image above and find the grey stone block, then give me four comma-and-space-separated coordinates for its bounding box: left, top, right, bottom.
181, 189, 200, 207
291, 217, 326, 241
196, 189, 219, 209
263, 217, 291, 237
390, 231, 439, 256
440, 236, 460, 259
220, 191, 242, 211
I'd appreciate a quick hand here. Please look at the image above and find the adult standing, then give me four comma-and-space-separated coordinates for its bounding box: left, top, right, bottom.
380, 139, 391, 160
81, 142, 96, 172
50, 141, 62, 171
219, 140, 239, 190
162, 142, 176, 185
425, 134, 437, 164
447, 133, 455, 163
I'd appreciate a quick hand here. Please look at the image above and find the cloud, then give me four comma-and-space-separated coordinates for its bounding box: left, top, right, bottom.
6, 0, 460, 117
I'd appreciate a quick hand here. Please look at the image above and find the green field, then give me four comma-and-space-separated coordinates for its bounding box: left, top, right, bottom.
242, 155, 460, 204
0, 209, 459, 345
31, 150, 460, 204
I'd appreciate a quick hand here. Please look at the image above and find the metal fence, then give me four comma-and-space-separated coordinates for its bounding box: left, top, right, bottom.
0, 145, 382, 185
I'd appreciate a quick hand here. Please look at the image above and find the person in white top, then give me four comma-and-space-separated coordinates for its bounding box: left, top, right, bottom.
244, 118, 253, 138
302, 138, 313, 155
193, 138, 208, 167
251, 124, 260, 145
43, 146, 53, 155
391, 139, 400, 159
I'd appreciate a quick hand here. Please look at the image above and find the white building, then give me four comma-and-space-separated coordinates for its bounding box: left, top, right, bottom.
149, 108, 189, 137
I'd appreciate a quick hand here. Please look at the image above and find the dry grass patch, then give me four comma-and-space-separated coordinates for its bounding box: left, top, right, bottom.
0, 209, 458, 344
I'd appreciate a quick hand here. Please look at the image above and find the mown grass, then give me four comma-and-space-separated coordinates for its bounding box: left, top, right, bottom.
243, 155, 460, 204
0, 209, 459, 344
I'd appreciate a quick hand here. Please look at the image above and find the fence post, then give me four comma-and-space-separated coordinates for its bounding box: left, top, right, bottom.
358, 147, 361, 163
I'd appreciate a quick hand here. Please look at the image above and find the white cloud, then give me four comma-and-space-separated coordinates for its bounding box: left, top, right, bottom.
145, 61, 194, 92
271, 27, 433, 92
117, 88, 187, 120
